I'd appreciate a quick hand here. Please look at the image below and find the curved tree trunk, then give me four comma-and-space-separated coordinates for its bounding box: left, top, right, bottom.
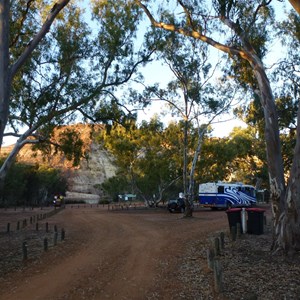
136, 0, 300, 252
274, 98, 300, 252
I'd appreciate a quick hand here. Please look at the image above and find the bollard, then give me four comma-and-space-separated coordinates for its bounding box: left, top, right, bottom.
219, 232, 225, 250
207, 248, 215, 270
61, 228, 65, 241
30, 216, 32, 224
54, 232, 58, 245
36, 223, 39, 231
44, 238, 48, 251
17, 221, 20, 230
54, 225, 57, 232
7, 223, 10, 233
214, 237, 221, 256
46, 222, 49, 233
22, 242, 28, 260
213, 259, 223, 293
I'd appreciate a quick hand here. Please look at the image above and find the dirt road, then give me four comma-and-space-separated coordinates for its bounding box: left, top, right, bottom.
0, 206, 228, 300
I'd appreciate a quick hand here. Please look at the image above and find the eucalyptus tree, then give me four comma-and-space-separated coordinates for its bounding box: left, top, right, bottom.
0, 0, 70, 176
140, 28, 235, 216
0, 1, 153, 190
136, 0, 300, 252
98, 118, 183, 207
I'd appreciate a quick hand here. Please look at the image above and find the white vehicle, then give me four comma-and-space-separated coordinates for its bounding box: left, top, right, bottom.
199, 182, 256, 209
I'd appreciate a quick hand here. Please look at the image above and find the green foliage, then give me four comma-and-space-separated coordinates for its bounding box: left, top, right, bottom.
3, 0, 153, 186
57, 128, 84, 166
0, 160, 67, 207
235, 92, 298, 178
98, 119, 184, 202
198, 126, 268, 187
101, 175, 129, 202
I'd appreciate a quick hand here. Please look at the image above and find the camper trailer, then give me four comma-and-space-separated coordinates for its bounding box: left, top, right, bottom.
199, 182, 256, 209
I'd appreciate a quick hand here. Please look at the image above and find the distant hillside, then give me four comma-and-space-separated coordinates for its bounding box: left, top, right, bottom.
0, 124, 117, 203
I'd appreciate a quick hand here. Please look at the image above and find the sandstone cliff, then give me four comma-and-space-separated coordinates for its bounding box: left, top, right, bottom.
1, 124, 117, 203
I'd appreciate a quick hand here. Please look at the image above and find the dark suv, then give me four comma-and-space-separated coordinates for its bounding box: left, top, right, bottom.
167, 198, 186, 213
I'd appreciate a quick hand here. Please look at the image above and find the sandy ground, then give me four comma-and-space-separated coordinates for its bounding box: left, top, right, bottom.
0, 205, 229, 300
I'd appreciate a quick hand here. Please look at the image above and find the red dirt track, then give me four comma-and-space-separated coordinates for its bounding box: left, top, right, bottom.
0, 205, 228, 299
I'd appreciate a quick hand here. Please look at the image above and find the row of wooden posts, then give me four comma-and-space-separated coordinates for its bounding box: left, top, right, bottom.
5, 207, 64, 233
22, 226, 66, 260
207, 223, 244, 294
2, 207, 66, 261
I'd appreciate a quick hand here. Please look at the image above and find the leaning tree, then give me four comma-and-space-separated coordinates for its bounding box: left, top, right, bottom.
136, 0, 300, 253
0, 0, 153, 192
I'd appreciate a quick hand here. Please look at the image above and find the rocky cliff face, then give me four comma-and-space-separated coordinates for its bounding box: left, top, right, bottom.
65, 141, 117, 202
1, 124, 117, 203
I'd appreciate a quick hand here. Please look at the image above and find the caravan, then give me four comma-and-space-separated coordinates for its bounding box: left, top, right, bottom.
199, 182, 256, 209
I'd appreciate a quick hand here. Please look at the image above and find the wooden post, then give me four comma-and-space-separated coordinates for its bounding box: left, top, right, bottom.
44, 238, 48, 251
207, 248, 215, 270
36, 223, 39, 231
219, 232, 225, 250
54, 232, 58, 246
7, 222, 10, 233
46, 222, 49, 233
213, 259, 223, 293
214, 237, 221, 256
17, 221, 20, 230
22, 242, 28, 260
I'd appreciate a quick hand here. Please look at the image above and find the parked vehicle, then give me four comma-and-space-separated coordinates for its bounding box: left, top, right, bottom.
199, 182, 256, 209
53, 195, 64, 207
167, 198, 186, 213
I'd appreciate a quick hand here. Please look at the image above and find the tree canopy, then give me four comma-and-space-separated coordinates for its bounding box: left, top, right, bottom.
0, 0, 153, 185
1, 0, 300, 253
